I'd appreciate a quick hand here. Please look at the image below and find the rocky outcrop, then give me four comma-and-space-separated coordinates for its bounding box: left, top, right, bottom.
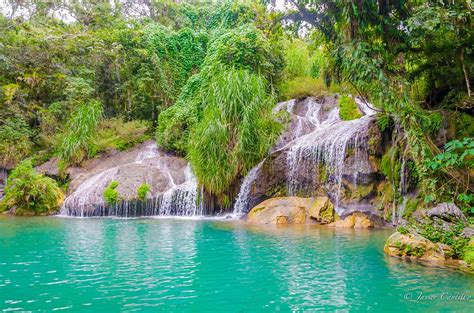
328, 212, 379, 228
384, 203, 473, 272
308, 197, 336, 224
384, 232, 455, 262
247, 197, 309, 224
55, 141, 202, 217
234, 95, 385, 219
426, 202, 467, 223
247, 196, 340, 225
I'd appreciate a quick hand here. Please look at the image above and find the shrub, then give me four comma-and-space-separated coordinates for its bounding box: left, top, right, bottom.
188, 68, 282, 198
95, 118, 150, 152
137, 183, 151, 201
463, 241, 474, 270
103, 181, 120, 206
284, 39, 312, 79
397, 225, 409, 235
0, 117, 33, 168
279, 77, 328, 100
56, 100, 103, 167
338, 95, 362, 121
0, 160, 64, 215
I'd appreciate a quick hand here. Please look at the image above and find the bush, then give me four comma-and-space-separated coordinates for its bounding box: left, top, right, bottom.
56, 100, 103, 167
95, 118, 150, 152
188, 68, 281, 198
338, 95, 362, 121
103, 181, 120, 206
397, 225, 409, 235
0, 160, 64, 215
279, 77, 328, 100
284, 39, 312, 79
0, 117, 33, 168
137, 183, 151, 201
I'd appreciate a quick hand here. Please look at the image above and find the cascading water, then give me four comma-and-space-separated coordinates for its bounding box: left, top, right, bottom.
60, 142, 202, 217
232, 96, 376, 217
286, 97, 375, 210
232, 160, 265, 217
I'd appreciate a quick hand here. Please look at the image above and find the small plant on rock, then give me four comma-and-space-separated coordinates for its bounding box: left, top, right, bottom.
137, 183, 151, 201
103, 181, 120, 206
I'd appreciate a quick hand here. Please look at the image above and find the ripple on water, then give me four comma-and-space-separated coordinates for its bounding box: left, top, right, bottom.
0, 217, 472, 312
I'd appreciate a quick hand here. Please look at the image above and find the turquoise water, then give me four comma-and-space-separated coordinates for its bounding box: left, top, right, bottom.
0, 217, 472, 312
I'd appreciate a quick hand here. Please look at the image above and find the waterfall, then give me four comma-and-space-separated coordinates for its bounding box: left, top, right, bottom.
0, 167, 7, 200
232, 96, 376, 217
232, 160, 265, 216
60, 142, 202, 217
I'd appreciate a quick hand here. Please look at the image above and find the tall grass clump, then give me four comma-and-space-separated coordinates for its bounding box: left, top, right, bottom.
57, 100, 103, 168
279, 39, 328, 100
0, 160, 64, 215
338, 95, 362, 120
95, 118, 150, 152
188, 68, 282, 201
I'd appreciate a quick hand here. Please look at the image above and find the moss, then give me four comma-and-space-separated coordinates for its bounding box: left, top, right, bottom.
411, 246, 426, 258
354, 184, 374, 199
380, 146, 400, 183
402, 198, 420, 219
462, 241, 474, 270
267, 184, 287, 197
316, 164, 329, 183
397, 226, 409, 235
338, 95, 362, 121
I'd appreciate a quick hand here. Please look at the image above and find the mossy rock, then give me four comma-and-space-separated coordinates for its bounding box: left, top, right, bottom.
338, 95, 362, 121
308, 197, 337, 224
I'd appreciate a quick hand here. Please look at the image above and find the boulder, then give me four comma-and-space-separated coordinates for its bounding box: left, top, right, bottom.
426, 203, 467, 223
384, 231, 454, 262
308, 197, 337, 224
328, 212, 376, 228
247, 196, 342, 225
247, 197, 311, 224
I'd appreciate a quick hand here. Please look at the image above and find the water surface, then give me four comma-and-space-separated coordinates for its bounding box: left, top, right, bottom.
0, 216, 472, 312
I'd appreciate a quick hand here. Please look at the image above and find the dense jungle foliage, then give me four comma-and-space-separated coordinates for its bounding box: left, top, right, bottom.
0, 0, 472, 218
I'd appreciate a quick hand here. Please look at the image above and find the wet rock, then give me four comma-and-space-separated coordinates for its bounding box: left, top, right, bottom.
242, 96, 384, 219
384, 232, 454, 262
60, 141, 198, 216
247, 197, 309, 224
328, 212, 377, 228
426, 203, 467, 223
308, 197, 337, 224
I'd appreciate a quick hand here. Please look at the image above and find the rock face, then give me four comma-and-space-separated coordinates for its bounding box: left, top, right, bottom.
247, 196, 341, 225
426, 202, 467, 223
328, 212, 378, 228
384, 232, 455, 262
57, 141, 202, 217
308, 197, 336, 224
247, 197, 310, 224
233, 95, 384, 219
